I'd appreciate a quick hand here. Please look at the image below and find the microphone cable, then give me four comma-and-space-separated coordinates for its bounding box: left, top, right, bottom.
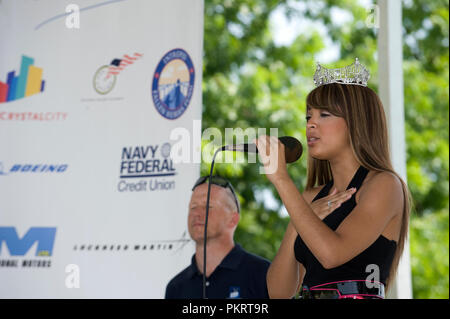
201, 136, 301, 298
202, 147, 222, 299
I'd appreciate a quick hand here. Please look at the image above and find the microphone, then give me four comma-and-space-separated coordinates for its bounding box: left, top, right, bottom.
221, 136, 303, 163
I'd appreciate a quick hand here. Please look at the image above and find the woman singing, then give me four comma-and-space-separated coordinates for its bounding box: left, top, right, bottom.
257, 59, 411, 299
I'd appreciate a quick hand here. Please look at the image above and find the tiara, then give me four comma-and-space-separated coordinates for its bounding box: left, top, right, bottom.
313, 58, 370, 87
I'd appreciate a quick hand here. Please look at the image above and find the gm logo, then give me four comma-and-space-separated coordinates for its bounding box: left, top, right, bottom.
0, 227, 56, 256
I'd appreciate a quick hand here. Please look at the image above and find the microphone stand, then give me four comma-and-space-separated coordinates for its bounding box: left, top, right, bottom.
202, 147, 222, 299
201, 136, 301, 298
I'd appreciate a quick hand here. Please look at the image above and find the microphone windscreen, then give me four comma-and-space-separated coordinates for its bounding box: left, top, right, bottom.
279, 136, 303, 163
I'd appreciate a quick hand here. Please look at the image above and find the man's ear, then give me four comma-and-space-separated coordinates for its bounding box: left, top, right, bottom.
230, 211, 240, 228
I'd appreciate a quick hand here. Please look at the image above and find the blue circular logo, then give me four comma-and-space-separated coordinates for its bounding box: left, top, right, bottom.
152, 49, 195, 120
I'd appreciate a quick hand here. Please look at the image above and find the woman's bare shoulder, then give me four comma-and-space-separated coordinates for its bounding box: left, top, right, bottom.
358, 170, 404, 206
360, 170, 403, 195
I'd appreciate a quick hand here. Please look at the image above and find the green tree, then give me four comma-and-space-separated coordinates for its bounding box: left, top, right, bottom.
202, 0, 449, 298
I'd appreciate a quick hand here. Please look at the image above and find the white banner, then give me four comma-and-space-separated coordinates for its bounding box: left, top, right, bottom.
0, 0, 203, 298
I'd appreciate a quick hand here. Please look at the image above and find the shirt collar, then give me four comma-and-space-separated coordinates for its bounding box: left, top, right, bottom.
186, 255, 200, 279
219, 244, 245, 270
186, 244, 245, 278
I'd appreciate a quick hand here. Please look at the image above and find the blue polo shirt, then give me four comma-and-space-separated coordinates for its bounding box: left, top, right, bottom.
165, 244, 270, 299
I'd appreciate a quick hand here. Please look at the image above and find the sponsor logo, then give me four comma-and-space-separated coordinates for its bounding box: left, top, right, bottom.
72, 231, 191, 254
0, 55, 45, 104
0, 55, 68, 121
0, 112, 68, 121
152, 48, 195, 120
229, 287, 241, 299
0, 227, 56, 268
0, 163, 68, 176
118, 143, 176, 192
92, 52, 143, 95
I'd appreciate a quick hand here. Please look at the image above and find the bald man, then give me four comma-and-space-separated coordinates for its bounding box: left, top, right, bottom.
165, 175, 270, 299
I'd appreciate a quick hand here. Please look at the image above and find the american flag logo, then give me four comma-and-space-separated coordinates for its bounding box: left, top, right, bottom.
106, 53, 143, 79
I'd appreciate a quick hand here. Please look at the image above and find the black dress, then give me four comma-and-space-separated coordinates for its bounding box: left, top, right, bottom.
294, 166, 397, 287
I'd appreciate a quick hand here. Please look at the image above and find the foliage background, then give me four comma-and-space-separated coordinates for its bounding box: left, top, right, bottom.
201, 0, 449, 298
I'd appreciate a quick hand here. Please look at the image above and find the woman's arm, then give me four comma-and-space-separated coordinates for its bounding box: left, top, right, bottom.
266, 221, 300, 299
256, 136, 403, 269
273, 170, 402, 269
266, 188, 318, 299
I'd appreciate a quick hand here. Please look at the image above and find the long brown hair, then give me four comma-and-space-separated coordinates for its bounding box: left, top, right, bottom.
304, 83, 412, 290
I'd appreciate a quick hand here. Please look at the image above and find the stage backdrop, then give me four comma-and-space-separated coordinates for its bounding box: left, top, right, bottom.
0, 0, 203, 298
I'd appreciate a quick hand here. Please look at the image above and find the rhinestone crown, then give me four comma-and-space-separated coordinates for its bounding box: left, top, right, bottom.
313, 58, 370, 87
